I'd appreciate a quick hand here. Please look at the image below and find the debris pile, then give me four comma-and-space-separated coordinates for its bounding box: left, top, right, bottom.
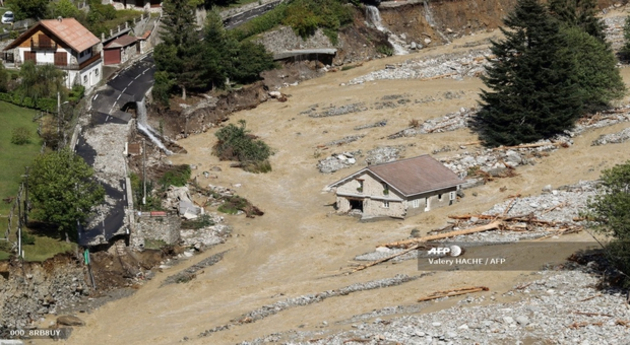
240, 267, 630, 345
317, 151, 361, 174
365, 146, 406, 165
592, 126, 630, 146
386, 107, 476, 139
300, 102, 368, 118
354, 120, 388, 131
347, 49, 491, 85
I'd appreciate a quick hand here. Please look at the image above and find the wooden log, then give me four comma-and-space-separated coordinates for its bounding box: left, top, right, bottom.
420, 72, 457, 81
417, 286, 489, 302
492, 142, 563, 151
573, 311, 613, 317
348, 244, 421, 274
448, 214, 495, 220
380, 221, 502, 248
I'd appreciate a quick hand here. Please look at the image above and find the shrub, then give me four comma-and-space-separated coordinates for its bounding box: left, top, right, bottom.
377, 44, 394, 56
181, 214, 215, 229
218, 196, 249, 214
11, 127, 32, 145
158, 165, 192, 189
21, 232, 36, 246
213, 120, 272, 172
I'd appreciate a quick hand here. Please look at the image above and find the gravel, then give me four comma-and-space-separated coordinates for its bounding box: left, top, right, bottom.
196, 274, 423, 339
239, 267, 630, 345
592, 126, 630, 146
347, 49, 491, 85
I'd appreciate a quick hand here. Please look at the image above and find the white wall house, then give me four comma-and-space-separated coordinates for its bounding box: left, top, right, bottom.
2, 18, 103, 91
327, 155, 463, 219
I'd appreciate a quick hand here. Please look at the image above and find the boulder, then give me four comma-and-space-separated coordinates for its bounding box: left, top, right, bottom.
57, 315, 85, 326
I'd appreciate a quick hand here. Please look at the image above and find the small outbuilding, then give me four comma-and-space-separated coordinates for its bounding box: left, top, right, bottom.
326, 155, 462, 219
103, 34, 138, 65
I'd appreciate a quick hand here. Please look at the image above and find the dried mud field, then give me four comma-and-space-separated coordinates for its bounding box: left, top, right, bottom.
60, 31, 630, 345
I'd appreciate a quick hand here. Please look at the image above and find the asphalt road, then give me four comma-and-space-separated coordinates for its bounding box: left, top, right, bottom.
75, 55, 155, 246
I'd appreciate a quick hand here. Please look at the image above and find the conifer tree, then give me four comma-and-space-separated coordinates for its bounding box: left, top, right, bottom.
476, 0, 583, 146
548, 0, 605, 42
154, 0, 204, 100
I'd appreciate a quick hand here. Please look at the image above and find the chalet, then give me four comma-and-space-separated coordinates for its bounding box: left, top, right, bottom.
327, 155, 462, 219
2, 18, 103, 90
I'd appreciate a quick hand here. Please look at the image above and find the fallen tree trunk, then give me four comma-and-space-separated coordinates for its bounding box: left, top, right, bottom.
380, 221, 503, 248
348, 244, 422, 274
418, 286, 489, 302
492, 142, 563, 151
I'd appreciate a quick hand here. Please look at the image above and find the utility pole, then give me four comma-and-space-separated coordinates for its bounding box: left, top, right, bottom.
57, 92, 61, 140
17, 185, 22, 259
22, 167, 29, 225
142, 138, 146, 205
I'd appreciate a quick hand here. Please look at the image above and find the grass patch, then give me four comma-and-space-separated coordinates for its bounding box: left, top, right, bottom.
0, 101, 40, 232
181, 214, 215, 230
144, 239, 167, 250
158, 165, 192, 189
21, 231, 76, 262
218, 196, 249, 215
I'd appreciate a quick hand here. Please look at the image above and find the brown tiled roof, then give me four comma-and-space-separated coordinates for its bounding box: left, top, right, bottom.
367, 155, 462, 196
104, 34, 137, 49
329, 155, 462, 197
4, 18, 100, 52
40, 18, 100, 52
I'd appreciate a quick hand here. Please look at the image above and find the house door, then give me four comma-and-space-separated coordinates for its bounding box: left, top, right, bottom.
424, 197, 430, 212
24, 51, 36, 63
104, 48, 120, 65
349, 198, 363, 212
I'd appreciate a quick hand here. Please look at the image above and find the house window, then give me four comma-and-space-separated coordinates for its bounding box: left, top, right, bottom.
24, 51, 36, 63
382, 183, 389, 195
438, 194, 443, 201
449, 191, 456, 201
382, 200, 389, 208
356, 179, 364, 193
83, 75, 88, 84
412, 199, 419, 208
54, 52, 67, 66
95, 68, 99, 77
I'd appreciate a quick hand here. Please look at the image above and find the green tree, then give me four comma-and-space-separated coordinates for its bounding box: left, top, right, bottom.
154, 0, 205, 99
29, 149, 105, 238
19, 61, 67, 101
6, 0, 49, 20
0, 63, 8, 93
152, 71, 174, 107
226, 41, 276, 85
47, 0, 81, 19
476, 0, 583, 147
563, 26, 626, 112
548, 0, 605, 42
587, 161, 630, 285
620, 15, 630, 61
213, 120, 272, 172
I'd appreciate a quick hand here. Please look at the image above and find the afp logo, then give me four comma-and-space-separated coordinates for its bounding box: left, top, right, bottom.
427, 245, 463, 257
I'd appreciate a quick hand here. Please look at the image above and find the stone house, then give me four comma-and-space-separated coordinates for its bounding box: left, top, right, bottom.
327, 155, 462, 219
103, 34, 139, 65
2, 18, 103, 90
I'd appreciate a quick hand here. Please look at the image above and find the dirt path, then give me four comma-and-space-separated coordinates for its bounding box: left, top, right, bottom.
60, 31, 630, 345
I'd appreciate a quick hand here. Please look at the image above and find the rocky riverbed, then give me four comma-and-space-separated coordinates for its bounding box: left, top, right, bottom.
239, 263, 630, 345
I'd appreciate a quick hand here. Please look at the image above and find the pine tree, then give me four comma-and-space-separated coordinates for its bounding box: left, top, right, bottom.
154, 0, 204, 100
563, 26, 626, 112
548, 0, 605, 42
476, 0, 583, 147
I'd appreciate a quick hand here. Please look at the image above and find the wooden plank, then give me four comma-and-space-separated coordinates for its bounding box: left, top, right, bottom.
418, 286, 489, 302
380, 221, 502, 248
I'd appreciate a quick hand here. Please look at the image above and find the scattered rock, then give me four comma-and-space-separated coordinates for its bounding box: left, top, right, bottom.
57, 315, 85, 326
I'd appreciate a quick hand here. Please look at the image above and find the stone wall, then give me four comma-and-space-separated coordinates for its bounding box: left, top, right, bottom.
405, 187, 458, 217
255, 26, 334, 53
364, 198, 406, 218
335, 171, 404, 201
131, 214, 181, 249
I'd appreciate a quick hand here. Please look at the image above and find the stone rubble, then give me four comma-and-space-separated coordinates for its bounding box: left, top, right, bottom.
387, 107, 475, 139
197, 274, 423, 339
364, 145, 406, 165
239, 267, 630, 345
355, 180, 598, 262
317, 151, 362, 174
354, 120, 388, 131
592, 126, 630, 146
347, 49, 491, 85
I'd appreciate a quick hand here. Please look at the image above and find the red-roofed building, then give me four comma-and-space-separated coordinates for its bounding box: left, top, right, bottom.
2, 17, 103, 90
103, 34, 139, 65
326, 155, 463, 219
